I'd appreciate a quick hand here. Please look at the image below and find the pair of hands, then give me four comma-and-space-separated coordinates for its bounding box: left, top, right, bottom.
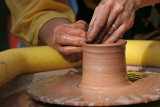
53, 0, 141, 62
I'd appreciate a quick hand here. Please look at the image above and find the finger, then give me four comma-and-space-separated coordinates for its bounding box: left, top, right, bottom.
88, 0, 108, 28
94, 22, 118, 44
88, 5, 100, 28
101, 16, 122, 43
93, 2, 123, 43
76, 20, 88, 28
63, 27, 87, 38
57, 45, 83, 55
75, 20, 88, 31
103, 24, 127, 44
105, 3, 123, 31
76, 20, 88, 25
87, 3, 111, 42
54, 45, 83, 62
103, 9, 135, 44
93, 29, 108, 44
63, 53, 82, 62
55, 35, 86, 46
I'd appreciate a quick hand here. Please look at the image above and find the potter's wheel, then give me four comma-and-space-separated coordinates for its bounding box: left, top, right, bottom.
27, 69, 160, 106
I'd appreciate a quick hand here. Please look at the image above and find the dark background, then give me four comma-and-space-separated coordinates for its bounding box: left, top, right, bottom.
0, 0, 9, 52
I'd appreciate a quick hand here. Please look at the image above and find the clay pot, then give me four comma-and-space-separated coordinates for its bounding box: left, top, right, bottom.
80, 40, 130, 90
27, 39, 160, 106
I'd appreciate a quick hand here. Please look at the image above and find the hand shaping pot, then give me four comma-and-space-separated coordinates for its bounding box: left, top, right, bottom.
27, 39, 160, 106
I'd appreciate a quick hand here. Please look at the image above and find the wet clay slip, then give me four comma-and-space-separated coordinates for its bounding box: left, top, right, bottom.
80, 40, 129, 90
27, 40, 160, 106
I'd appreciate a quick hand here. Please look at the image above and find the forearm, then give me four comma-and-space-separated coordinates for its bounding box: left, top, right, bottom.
6, 0, 75, 46
39, 18, 72, 47
136, 0, 160, 9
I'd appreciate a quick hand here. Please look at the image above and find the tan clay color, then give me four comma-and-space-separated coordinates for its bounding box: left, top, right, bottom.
80, 40, 130, 90
27, 40, 160, 106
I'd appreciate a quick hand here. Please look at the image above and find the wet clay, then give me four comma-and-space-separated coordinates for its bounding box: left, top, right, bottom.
80, 39, 129, 90
27, 40, 160, 106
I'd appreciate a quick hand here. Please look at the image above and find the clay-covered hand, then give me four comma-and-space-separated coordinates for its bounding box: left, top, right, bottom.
53, 20, 88, 62
87, 0, 141, 44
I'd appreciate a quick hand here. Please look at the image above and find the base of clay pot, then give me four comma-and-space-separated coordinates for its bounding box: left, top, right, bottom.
27, 71, 160, 106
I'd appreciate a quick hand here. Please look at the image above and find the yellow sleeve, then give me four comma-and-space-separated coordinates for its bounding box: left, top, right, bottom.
5, 0, 75, 46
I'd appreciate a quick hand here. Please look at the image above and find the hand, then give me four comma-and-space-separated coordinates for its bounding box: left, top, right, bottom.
87, 0, 141, 44
53, 20, 88, 62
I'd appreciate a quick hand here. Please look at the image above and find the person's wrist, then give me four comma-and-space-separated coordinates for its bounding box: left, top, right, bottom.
39, 18, 71, 47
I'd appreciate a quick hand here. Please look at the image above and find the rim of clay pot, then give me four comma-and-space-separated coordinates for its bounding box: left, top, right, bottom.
84, 39, 127, 47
